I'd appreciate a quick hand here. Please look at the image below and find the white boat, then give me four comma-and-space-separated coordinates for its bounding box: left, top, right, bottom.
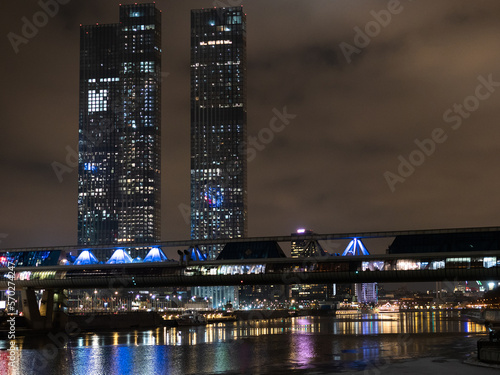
335, 309, 359, 315
176, 310, 207, 326
377, 303, 400, 313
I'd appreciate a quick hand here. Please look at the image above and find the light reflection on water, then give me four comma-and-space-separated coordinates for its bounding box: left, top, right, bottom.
0, 311, 489, 375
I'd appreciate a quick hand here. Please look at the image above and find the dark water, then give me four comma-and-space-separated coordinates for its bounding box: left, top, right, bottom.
0, 311, 492, 374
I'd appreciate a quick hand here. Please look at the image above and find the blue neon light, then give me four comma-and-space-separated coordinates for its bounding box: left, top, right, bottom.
74, 250, 99, 265
342, 238, 370, 256
144, 247, 168, 262
106, 249, 133, 264
203, 186, 223, 207
84, 163, 97, 172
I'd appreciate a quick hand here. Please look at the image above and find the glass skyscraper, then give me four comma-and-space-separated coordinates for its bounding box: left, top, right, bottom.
78, 3, 161, 247
190, 7, 247, 308
190, 7, 247, 259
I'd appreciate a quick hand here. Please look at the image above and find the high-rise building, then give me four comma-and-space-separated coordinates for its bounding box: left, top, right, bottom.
341, 238, 378, 304
190, 7, 247, 308
78, 3, 161, 248
290, 229, 332, 302
190, 7, 247, 259
291, 229, 323, 258
355, 283, 378, 304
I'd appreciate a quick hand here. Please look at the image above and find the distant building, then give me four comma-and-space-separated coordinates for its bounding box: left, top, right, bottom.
341, 238, 378, 304
291, 229, 325, 258
387, 230, 500, 254
190, 7, 247, 259
290, 229, 332, 302
78, 3, 162, 251
217, 241, 286, 260
355, 283, 378, 304
335, 284, 354, 301
216, 241, 287, 308
190, 7, 247, 308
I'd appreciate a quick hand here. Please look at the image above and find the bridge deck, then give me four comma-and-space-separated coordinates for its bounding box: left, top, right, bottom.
2, 250, 499, 288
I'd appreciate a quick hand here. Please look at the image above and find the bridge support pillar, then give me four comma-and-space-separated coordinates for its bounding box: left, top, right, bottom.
21, 288, 68, 330
52, 289, 69, 330
21, 288, 44, 330
39, 289, 54, 324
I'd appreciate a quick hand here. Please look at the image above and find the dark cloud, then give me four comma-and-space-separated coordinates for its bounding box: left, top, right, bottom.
1, 0, 500, 254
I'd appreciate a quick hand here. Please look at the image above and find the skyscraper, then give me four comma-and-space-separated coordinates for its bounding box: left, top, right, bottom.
341, 238, 377, 304
190, 7, 247, 259
190, 7, 247, 308
355, 283, 378, 304
78, 3, 161, 247
291, 229, 323, 258
290, 229, 332, 302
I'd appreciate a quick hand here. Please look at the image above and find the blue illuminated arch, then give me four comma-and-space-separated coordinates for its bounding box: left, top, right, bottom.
342, 238, 370, 256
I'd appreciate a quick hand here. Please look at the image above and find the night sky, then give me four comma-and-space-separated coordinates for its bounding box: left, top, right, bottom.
1, 0, 500, 254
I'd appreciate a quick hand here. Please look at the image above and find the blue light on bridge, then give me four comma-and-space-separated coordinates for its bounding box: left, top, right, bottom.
106, 249, 133, 264
144, 247, 168, 262
342, 238, 370, 256
73, 250, 99, 265
190, 247, 207, 261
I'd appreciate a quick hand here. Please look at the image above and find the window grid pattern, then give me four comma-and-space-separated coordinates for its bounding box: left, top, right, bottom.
78, 4, 161, 247
190, 8, 248, 261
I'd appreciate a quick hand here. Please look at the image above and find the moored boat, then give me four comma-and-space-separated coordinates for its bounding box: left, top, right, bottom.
378, 302, 400, 313
176, 310, 207, 326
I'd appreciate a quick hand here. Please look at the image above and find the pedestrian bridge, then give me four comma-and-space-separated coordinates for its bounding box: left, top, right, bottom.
3, 227, 500, 330
2, 250, 499, 289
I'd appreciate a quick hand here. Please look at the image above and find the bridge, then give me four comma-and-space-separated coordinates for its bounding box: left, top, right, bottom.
2, 226, 500, 329
2, 250, 500, 289
2, 226, 500, 288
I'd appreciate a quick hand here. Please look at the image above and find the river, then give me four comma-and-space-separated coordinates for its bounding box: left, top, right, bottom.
1, 310, 498, 374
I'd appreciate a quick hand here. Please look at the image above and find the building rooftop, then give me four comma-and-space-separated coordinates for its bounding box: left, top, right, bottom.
388, 230, 500, 254
216, 241, 286, 260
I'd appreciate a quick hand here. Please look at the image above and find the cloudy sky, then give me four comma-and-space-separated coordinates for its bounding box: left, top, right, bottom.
1, 0, 500, 254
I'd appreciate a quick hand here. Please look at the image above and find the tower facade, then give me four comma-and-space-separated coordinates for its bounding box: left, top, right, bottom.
78, 3, 161, 246
290, 229, 332, 302
355, 283, 378, 304
291, 229, 322, 258
341, 238, 378, 304
190, 7, 247, 260
190, 7, 247, 308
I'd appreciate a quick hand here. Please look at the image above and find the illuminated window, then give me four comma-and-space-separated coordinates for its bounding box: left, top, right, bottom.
87, 90, 108, 113
84, 163, 98, 172
199, 40, 233, 46
484, 257, 497, 268
228, 15, 242, 24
